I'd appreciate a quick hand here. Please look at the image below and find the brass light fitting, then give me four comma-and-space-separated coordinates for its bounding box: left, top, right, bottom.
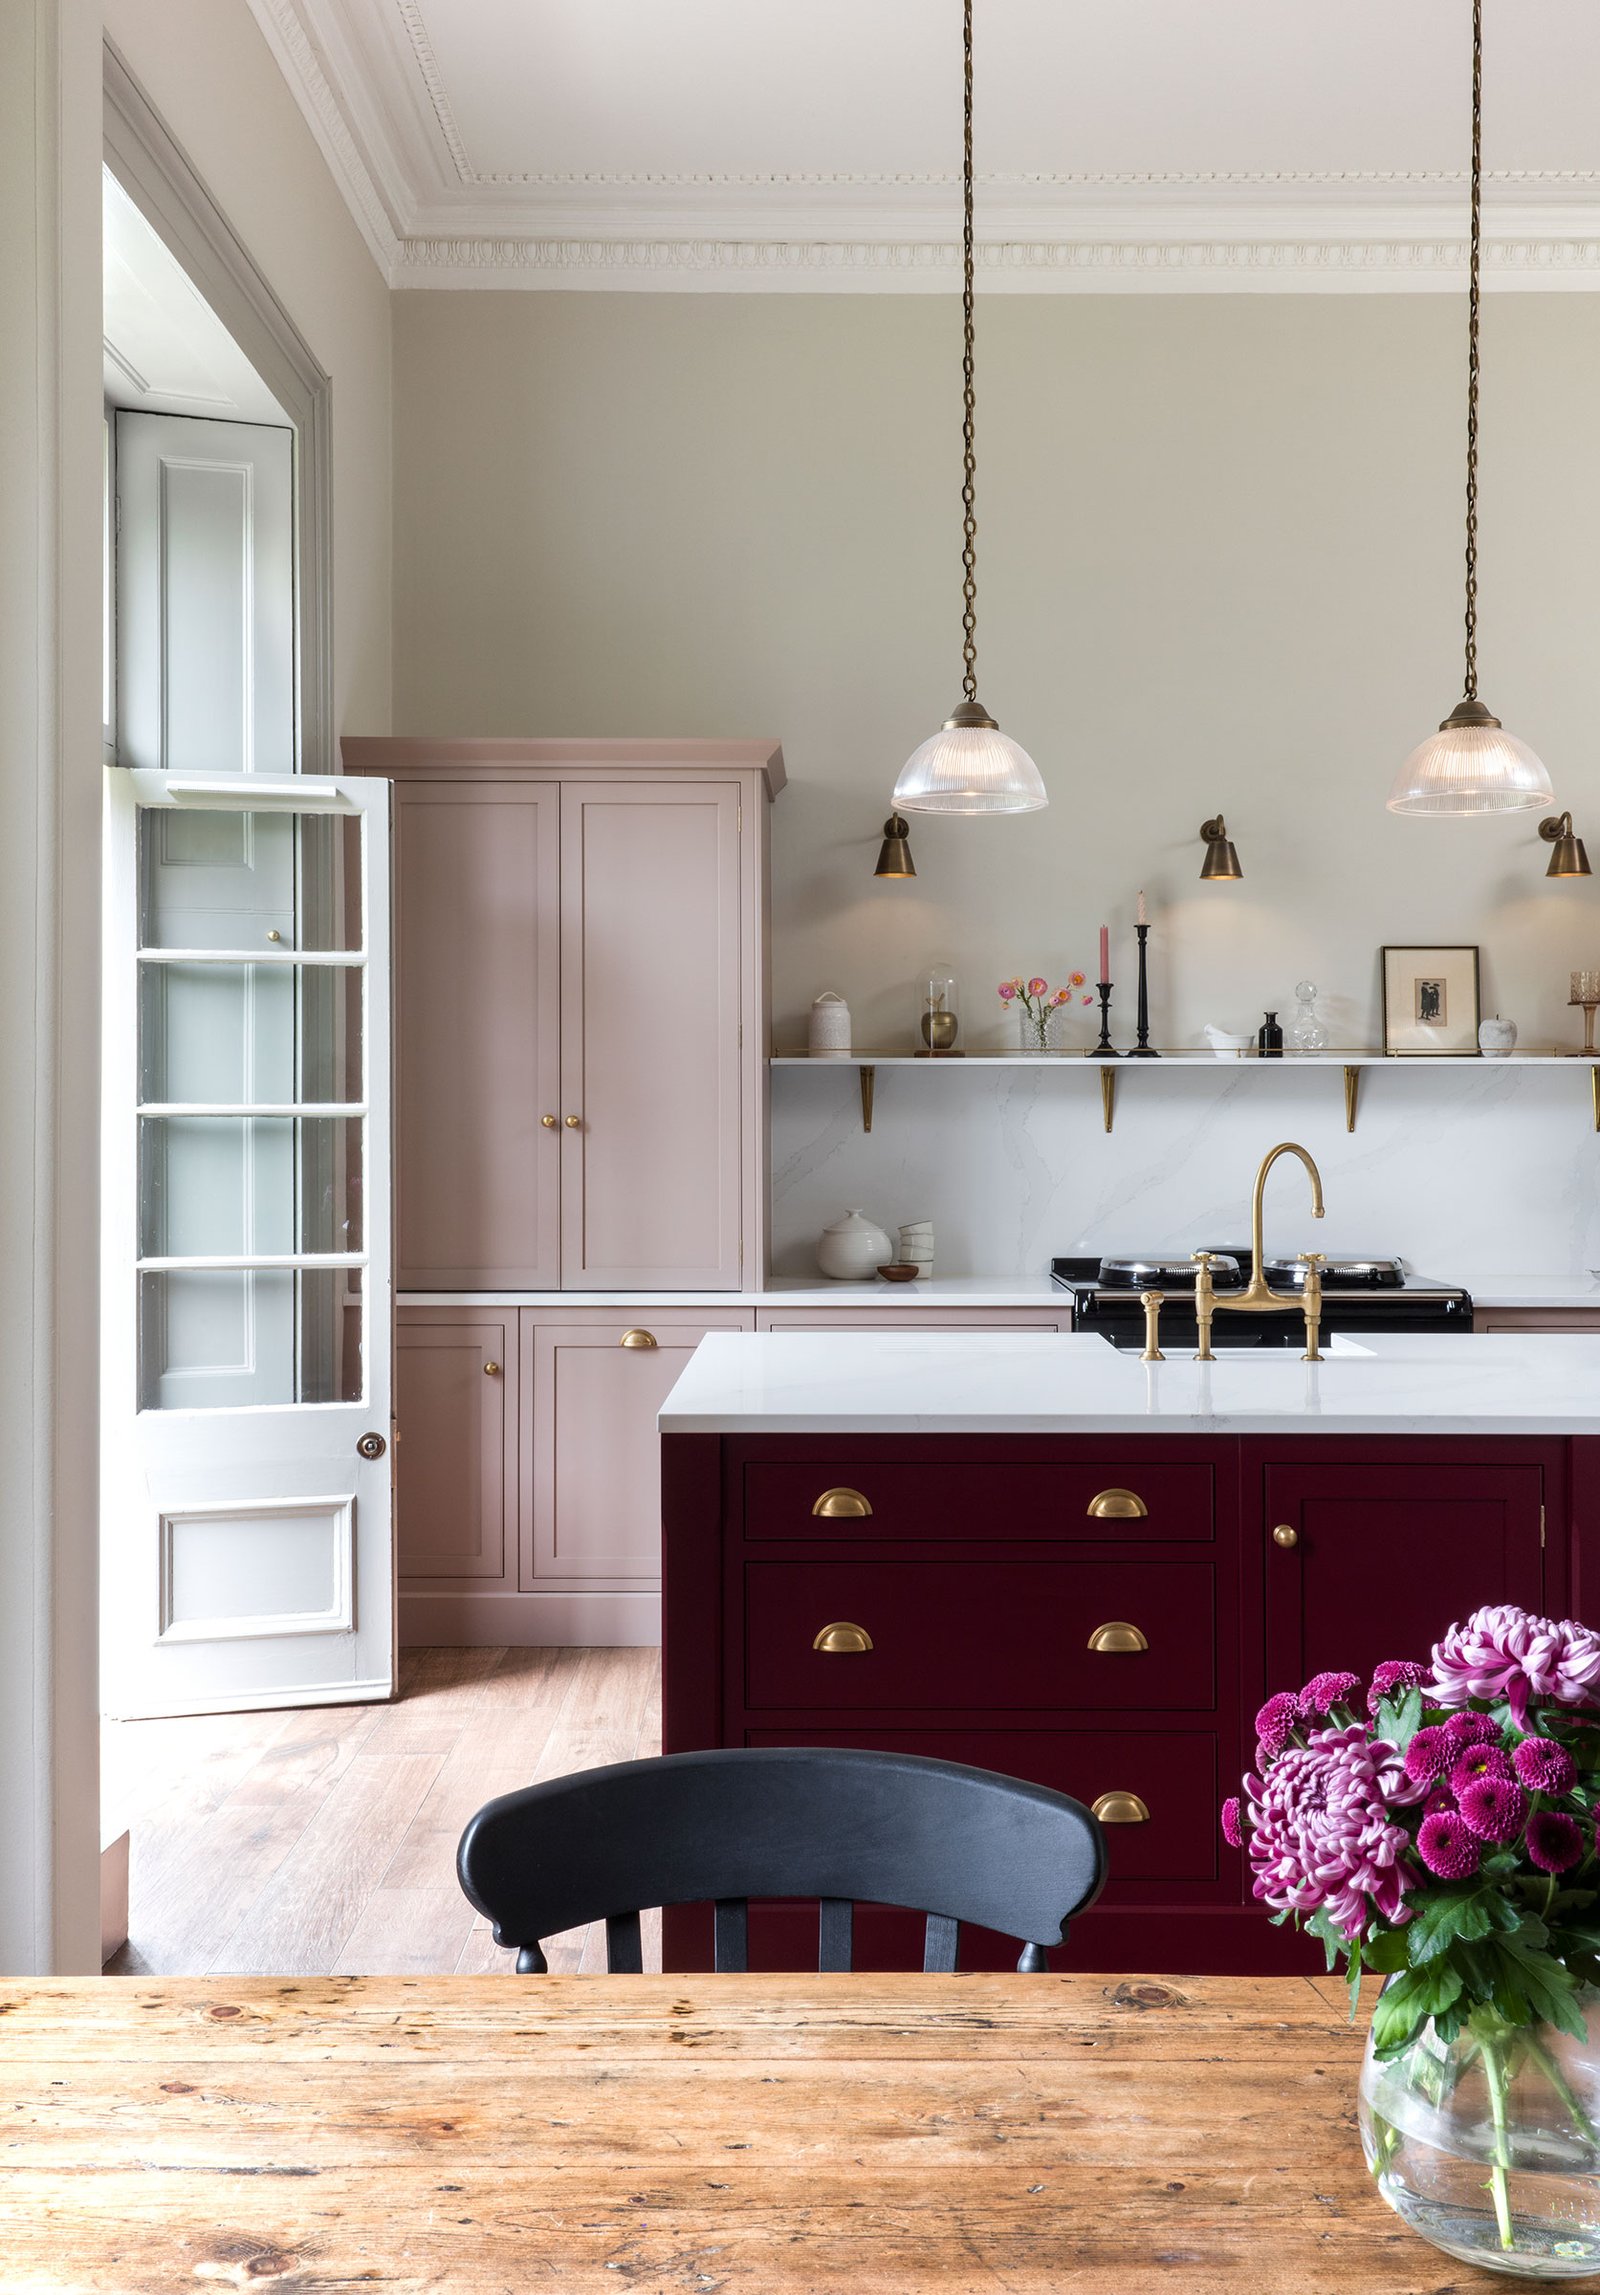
1199, 816, 1242, 881
1541, 812, 1592, 878
874, 813, 916, 878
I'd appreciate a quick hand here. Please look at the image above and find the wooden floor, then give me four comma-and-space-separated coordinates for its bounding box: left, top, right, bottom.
101, 1647, 661, 1978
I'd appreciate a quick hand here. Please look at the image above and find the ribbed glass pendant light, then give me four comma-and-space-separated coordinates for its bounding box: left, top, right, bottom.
892, 0, 1046, 816
1388, 0, 1552, 817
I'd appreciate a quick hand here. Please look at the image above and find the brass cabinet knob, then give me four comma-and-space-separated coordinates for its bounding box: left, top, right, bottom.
564, 1114, 581, 1129
1087, 1621, 1149, 1654
812, 1486, 873, 1519
620, 1329, 658, 1349
541, 1114, 558, 1129
483, 1361, 501, 1377
1091, 1791, 1150, 1825
1086, 1488, 1148, 1520
1273, 1523, 1299, 1549
813, 1622, 873, 1654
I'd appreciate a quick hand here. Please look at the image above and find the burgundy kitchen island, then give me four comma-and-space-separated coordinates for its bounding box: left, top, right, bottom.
659, 1329, 1600, 1975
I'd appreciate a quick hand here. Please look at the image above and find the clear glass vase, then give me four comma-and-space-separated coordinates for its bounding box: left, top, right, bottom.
1358, 1994, 1600, 2279
1016, 1004, 1057, 1055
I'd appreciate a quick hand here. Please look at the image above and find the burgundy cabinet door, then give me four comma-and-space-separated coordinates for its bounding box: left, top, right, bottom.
1262, 1459, 1546, 1696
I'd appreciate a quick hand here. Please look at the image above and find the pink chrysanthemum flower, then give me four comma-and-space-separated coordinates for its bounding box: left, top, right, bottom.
1255, 1692, 1301, 1762
1027, 977, 1048, 997
1403, 1725, 1452, 1789
1526, 1812, 1585, 1874
1443, 1712, 1501, 1748
1448, 1746, 1515, 1799
997, 982, 1017, 1002
1432, 1606, 1600, 1729
1244, 1721, 1415, 1940
1423, 1788, 1456, 1816
1220, 1796, 1243, 1848
1417, 1811, 1481, 1880
1513, 1737, 1578, 1796
1368, 1660, 1429, 1715
1299, 1671, 1361, 1720
1457, 1774, 1528, 1845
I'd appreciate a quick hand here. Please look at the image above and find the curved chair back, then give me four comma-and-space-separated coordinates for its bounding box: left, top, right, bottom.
458, 1745, 1106, 1974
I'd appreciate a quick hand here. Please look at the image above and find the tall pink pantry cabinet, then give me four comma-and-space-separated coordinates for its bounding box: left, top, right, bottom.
342, 739, 784, 1644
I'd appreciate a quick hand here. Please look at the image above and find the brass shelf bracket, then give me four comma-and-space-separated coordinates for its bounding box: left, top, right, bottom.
1343, 1066, 1359, 1132
859, 1064, 876, 1134
1100, 1068, 1116, 1133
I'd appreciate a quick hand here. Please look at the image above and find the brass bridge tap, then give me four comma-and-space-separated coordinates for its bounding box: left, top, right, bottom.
1200, 1142, 1327, 1361
1139, 1289, 1165, 1363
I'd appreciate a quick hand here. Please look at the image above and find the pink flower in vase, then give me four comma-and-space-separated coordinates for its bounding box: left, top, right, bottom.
1027, 977, 1047, 996
997, 982, 1017, 1002
1068, 972, 1087, 989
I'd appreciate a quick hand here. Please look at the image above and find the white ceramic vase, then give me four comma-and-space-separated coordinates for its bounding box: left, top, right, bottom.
818, 1208, 893, 1281
1478, 1015, 1518, 1059
809, 991, 851, 1058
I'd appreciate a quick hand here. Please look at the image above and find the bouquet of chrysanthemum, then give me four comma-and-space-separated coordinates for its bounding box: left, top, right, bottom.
1225, 1606, 1600, 2259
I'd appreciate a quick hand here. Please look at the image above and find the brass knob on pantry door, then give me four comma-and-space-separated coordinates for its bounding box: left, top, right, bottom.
1273, 1524, 1299, 1549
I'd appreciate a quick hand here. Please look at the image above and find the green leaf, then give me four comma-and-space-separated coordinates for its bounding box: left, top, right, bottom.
1482, 1936, 1588, 2043
1373, 1686, 1424, 1752
1372, 1962, 1465, 2058
1406, 1885, 1496, 1965
1363, 1927, 1410, 1974
1306, 1906, 1346, 1974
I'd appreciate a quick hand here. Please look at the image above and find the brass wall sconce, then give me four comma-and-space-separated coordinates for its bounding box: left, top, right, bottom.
1199, 815, 1242, 881
874, 814, 916, 879
1540, 812, 1591, 879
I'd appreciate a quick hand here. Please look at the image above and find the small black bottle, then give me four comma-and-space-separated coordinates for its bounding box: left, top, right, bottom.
1258, 1010, 1283, 1058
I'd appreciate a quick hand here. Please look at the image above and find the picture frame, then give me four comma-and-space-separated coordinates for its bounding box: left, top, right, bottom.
1381, 944, 1482, 1056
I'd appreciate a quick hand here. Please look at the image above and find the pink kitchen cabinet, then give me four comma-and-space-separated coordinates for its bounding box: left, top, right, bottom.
394, 1309, 518, 1590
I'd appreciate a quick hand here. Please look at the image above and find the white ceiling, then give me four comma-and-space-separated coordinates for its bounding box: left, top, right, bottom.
244, 0, 1600, 289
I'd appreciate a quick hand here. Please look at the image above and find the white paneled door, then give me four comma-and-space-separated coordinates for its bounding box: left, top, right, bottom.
101, 770, 394, 1719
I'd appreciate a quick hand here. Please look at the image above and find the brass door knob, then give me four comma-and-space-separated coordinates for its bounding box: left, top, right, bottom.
1273, 1524, 1299, 1549
564, 1114, 581, 1129
813, 1622, 873, 1654
812, 1487, 873, 1518
1087, 1621, 1149, 1654
483, 1361, 501, 1377
541, 1114, 558, 1129
620, 1329, 658, 1349
1086, 1488, 1148, 1520
1091, 1791, 1150, 1825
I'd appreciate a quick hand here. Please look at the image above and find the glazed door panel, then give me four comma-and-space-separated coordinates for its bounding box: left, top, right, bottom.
1262, 1458, 1547, 1694
395, 783, 560, 1288
395, 1311, 516, 1584
524, 1313, 752, 1591
559, 784, 742, 1288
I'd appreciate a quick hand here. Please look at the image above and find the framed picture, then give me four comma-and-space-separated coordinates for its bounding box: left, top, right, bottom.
1381, 944, 1481, 1056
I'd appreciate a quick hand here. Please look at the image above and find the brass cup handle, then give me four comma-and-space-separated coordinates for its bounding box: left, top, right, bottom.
1273, 1524, 1299, 1549
813, 1622, 873, 1654
1086, 1488, 1148, 1520
1091, 1791, 1150, 1825
1087, 1621, 1149, 1654
483, 1361, 501, 1377
541, 1114, 558, 1129
564, 1114, 582, 1129
620, 1329, 658, 1349
812, 1487, 873, 1518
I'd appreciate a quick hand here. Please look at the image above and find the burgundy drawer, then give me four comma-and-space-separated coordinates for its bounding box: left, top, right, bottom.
742, 1460, 1214, 1543
743, 1559, 1214, 1712
747, 1726, 1219, 1885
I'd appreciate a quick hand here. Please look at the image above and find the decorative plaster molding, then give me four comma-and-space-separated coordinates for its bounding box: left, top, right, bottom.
242, 0, 401, 277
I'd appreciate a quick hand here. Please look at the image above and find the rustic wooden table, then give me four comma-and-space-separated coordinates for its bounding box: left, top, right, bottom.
0, 1971, 1498, 2291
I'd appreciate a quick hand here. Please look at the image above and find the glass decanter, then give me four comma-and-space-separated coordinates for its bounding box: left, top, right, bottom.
1287, 979, 1328, 1055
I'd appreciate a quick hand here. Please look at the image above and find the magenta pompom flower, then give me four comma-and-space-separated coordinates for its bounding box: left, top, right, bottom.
1512, 1737, 1578, 1797
1220, 1796, 1243, 1848
1255, 1692, 1301, 1761
1368, 1660, 1429, 1715
1403, 1725, 1452, 1789
1417, 1811, 1482, 1880
1448, 1745, 1515, 1799
1457, 1774, 1529, 1846
1299, 1670, 1361, 1719
1244, 1721, 1415, 1940
1432, 1605, 1600, 1729
1443, 1712, 1501, 1748
1526, 1812, 1585, 1874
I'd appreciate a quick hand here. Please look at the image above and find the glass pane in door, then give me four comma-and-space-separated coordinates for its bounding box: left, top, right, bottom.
138, 1268, 365, 1409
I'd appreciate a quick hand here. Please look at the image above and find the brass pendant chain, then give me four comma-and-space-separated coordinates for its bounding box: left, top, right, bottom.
1463, 0, 1482, 703
960, 0, 978, 704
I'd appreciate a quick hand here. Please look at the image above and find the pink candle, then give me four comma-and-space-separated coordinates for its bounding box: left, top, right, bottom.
1137, 889, 1148, 928
1098, 925, 1109, 985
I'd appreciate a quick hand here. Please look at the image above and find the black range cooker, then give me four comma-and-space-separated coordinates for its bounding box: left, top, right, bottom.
1050, 1251, 1473, 1350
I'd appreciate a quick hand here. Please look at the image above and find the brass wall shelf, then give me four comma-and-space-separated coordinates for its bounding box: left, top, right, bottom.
771, 1052, 1600, 1138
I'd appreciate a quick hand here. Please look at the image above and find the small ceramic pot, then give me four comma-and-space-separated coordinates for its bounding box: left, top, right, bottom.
876, 1263, 920, 1284
818, 1208, 893, 1281
1478, 1015, 1518, 1059
809, 992, 852, 1058
898, 1221, 934, 1279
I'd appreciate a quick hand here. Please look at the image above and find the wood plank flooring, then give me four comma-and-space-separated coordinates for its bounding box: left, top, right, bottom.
101, 1647, 661, 1978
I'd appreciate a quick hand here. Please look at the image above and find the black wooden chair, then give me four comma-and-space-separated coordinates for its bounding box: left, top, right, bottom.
457, 1745, 1107, 1975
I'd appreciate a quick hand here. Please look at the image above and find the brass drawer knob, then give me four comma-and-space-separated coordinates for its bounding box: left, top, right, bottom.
1272, 1524, 1299, 1549
813, 1622, 873, 1654
564, 1114, 582, 1129
483, 1360, 501, 1377
1087, 1621, 1148, 1654
620, 1329, 658, 1349
812, 1487, 873, 1518
1091, 1791, 1150, 1825
1087, 1488, 1148, 1520
541, 1114, 558, 1129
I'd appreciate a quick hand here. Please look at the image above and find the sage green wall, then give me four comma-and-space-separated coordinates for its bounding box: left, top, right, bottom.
393, 291, 1600, 1051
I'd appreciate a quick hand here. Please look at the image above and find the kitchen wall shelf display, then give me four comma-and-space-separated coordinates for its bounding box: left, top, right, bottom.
772, 1051, 1600, 1136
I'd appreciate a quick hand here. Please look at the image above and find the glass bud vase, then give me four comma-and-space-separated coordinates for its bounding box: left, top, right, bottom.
1017, 1004, 1056, 1055
1287, 978, 1329, 1055
1358, 1994, 1600, 2279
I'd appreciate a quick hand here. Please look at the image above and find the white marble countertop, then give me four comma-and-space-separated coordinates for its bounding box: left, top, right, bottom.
658, 1329, 1600, 1436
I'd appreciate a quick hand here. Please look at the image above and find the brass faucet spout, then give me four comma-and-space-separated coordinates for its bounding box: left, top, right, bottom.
1216, 1142, 1328, 1317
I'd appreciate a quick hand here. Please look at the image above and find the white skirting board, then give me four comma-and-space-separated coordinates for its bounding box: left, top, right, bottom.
399, 1590, 661, 1648
100, 1832, 130, 1969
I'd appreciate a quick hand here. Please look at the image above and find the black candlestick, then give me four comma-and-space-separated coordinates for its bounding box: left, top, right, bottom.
1128, 922, 1160, 1057
1087, 981, 1119, 1057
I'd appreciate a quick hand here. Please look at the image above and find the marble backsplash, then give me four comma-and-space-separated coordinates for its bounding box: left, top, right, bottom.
769, 1061, 1600, 1285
